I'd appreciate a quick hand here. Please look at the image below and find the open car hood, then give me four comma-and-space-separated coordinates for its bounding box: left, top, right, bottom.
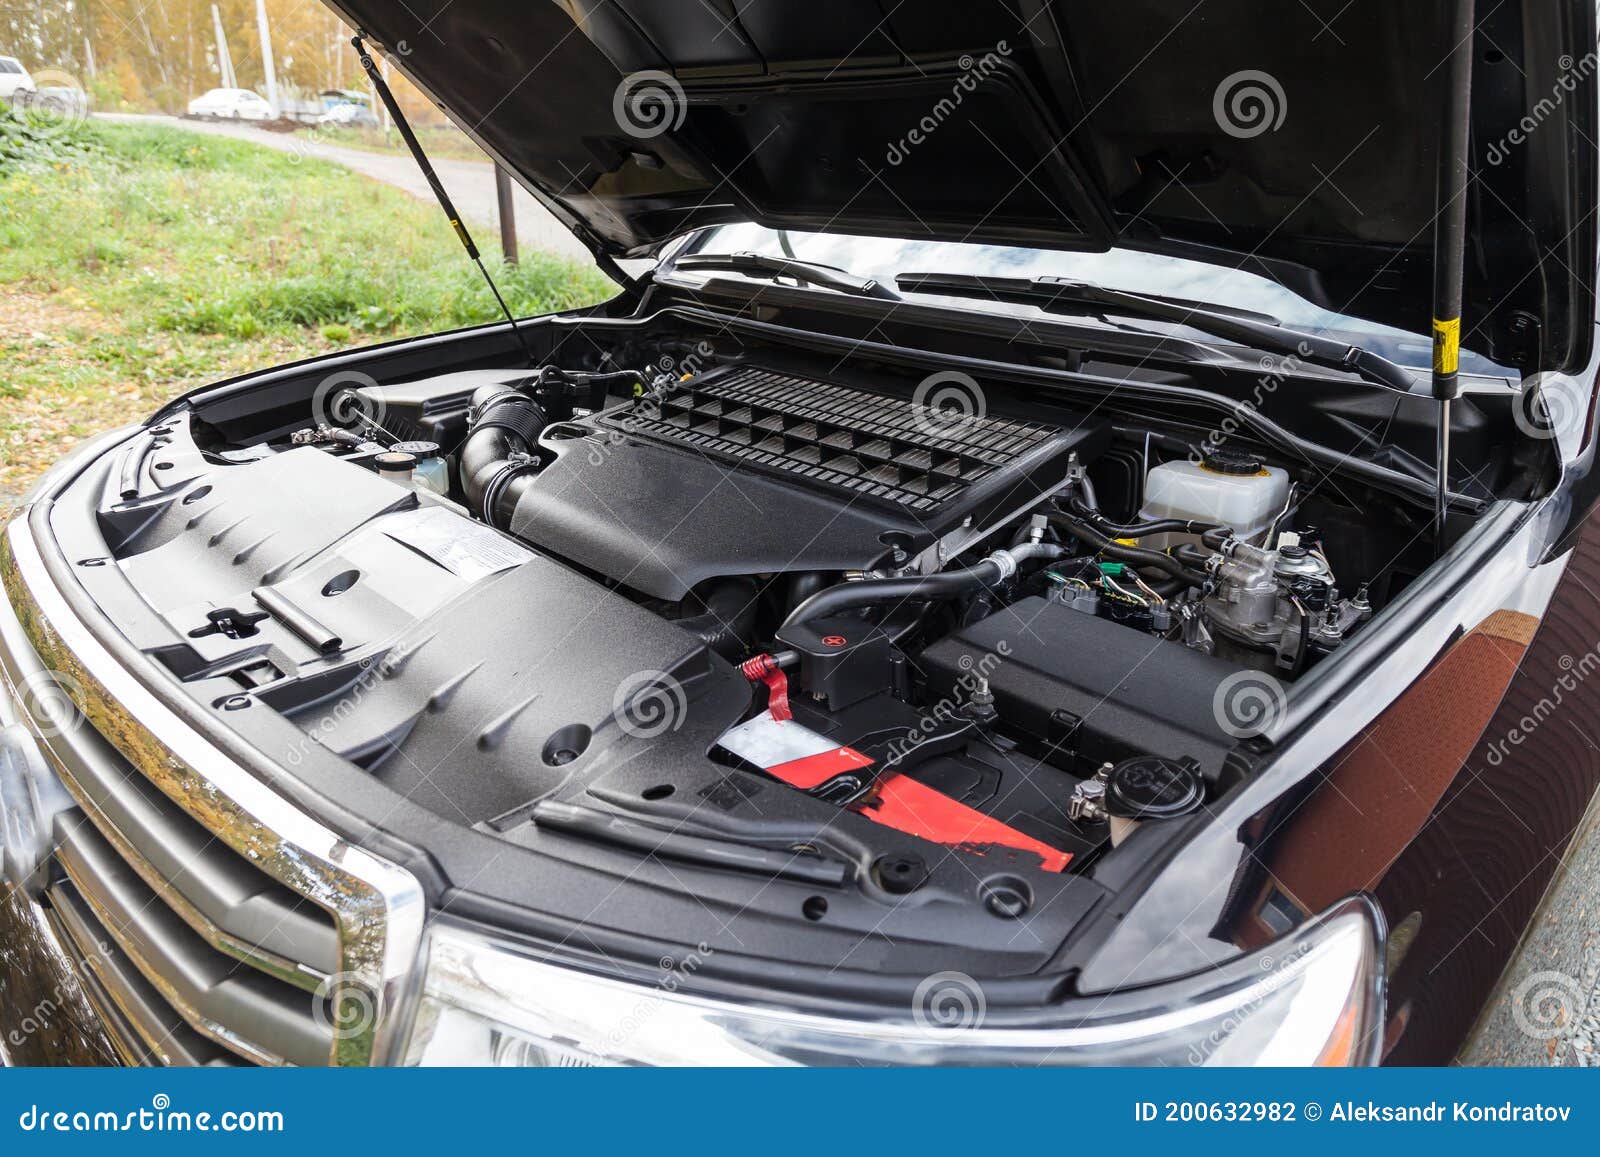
325, 0, 1597, 372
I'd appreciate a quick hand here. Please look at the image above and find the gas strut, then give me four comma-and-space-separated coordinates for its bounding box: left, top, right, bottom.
1430, 0, 1475, 546
350, 33, 538, 367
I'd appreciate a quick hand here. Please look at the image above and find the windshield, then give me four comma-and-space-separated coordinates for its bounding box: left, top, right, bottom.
682, 225, 1513, 378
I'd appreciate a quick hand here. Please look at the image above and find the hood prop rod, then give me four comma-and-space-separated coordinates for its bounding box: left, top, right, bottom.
1430, 0, 1476, 548
350, 33, 538, 367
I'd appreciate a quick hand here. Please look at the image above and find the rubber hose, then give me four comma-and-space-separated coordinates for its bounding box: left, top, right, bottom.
782, 543, 1064, 632
1045, 512, 1211, 587
1065, 497, 1221, 538
461, 383, 549, 525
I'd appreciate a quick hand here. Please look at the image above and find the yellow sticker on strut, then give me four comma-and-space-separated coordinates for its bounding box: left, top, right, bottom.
1433, 317, 1461, 376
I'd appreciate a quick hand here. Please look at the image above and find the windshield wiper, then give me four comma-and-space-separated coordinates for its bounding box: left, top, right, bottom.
674, 251, 900, 300
896, 272, 1418, 394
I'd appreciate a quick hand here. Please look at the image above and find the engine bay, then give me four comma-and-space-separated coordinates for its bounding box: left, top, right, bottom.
83, 324, 1447, 889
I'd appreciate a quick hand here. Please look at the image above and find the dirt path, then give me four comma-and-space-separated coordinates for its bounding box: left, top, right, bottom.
93, 113, 595, 264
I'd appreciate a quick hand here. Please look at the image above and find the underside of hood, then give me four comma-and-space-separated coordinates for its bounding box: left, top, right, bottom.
324, 0, 1597, 372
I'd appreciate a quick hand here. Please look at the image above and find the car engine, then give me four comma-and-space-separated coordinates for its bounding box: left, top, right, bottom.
110, 343, 1391, 885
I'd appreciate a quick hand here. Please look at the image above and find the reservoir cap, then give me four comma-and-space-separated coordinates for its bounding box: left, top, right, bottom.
1106, 756, 1205, 821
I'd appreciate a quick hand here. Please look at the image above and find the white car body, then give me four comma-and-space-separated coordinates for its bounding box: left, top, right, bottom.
186, 88, 274, 121
0, 56, 35, 102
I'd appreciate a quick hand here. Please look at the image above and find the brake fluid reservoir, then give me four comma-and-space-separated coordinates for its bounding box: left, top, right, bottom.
1138, 449, 1290, 549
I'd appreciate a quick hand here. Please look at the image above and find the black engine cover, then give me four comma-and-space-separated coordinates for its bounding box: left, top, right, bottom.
508, 362, 1107, 600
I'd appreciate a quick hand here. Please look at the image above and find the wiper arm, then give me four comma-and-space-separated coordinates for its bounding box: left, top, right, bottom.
896, 272, 1418, 394
674, 251, 899, 300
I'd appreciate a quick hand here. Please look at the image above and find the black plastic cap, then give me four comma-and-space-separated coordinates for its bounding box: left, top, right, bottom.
1200, 448, 1265, 476
1105, 756, 1205, 821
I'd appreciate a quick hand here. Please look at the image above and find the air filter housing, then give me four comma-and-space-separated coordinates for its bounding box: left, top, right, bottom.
506, 362, 1106, 601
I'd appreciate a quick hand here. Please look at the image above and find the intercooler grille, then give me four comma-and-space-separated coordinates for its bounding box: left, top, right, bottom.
603, 366, 1059, 512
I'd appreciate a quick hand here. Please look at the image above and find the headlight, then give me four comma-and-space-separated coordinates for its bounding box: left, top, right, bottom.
402, 896, 1384, 1066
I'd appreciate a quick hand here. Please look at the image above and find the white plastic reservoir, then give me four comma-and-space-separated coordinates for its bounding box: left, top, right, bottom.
1138, 451, 1290, 549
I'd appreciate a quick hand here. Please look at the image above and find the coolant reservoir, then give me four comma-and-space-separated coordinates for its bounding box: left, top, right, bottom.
1138, 449, 1290, 549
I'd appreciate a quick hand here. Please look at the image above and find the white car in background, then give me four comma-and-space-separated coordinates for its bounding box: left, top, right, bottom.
186, 88, 274, 121
0, 56, 35, 103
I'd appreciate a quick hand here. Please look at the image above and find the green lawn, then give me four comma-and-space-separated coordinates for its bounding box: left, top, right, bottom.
0, 112, 614, 502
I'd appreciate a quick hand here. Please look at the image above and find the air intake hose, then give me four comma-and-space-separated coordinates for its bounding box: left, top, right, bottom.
461, 383, 549, 529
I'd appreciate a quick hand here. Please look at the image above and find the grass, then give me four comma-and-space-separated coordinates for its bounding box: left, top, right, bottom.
0, 115, 615, 503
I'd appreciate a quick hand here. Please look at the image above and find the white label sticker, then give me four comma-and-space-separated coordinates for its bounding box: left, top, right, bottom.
382, 506, 534, 582
715, 713, 838, 769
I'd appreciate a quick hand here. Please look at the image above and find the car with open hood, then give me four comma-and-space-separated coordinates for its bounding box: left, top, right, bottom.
3, 0, 1598, 1067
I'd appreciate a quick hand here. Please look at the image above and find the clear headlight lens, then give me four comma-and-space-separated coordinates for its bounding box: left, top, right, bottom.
402, 896, 1384, 1067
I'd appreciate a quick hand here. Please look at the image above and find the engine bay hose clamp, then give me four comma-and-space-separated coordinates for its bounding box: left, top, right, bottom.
480, 455, 540, 528
985, 549, 1020, 582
